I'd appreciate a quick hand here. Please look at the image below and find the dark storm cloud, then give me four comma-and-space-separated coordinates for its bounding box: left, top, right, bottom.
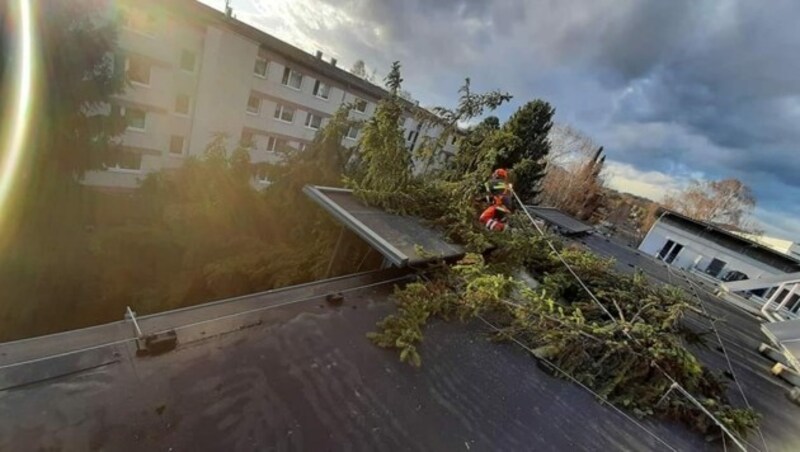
607, 0, 800, 190
237, 0, 800, 236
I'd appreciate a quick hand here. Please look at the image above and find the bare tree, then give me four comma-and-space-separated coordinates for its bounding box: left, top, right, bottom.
350, 59, 376, 83
539, 124, 606, 220
662, 178, 756, 230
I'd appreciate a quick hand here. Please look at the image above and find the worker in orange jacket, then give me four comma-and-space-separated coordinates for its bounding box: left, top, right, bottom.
484, 168, 513, 210
479, 203, 511, 232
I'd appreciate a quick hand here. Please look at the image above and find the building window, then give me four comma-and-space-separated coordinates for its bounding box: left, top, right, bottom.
124, 107, 146, 131
256, 166, 271, 184
281, 67, 303, 90
180, 49, 196, 72
174, 94, 191, 115
450, 135, 457, 145
126, 55, 150, 85
407, 130, 415, 141
273, 104, 295, 123
665, 243, 683, 264
658, 239, 684, 264
108, 151, 142, 172
313, 80, 330, 99
266, 136, 286, 152
120, 8, 157, 36
705, 258, 727, 277
354, 98, 368, 113
169, 135, 185, 155
345, 125, 360, 140
304, 113, 322, 130
246, 94, 260, 114
241, 130, 254, 148
254, 56, 268, 78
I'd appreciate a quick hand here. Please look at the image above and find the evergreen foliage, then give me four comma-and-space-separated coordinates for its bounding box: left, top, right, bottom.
500, 100, 555, 202
358, 65, 759, 442
0, 105, 367, 340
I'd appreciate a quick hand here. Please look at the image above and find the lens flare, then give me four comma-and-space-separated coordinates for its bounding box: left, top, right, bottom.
0, 0, 35, 237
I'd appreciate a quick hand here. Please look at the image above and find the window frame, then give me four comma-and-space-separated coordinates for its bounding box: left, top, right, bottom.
345, 125, 360, 140
120, 7, 157, 38
126, 55, 151, 87
304, 113, 322, 130
256, 166, 271, 184
266, 136, 286, 153
241, 131, 255, 148
281, 67, 303, 90
179, 49, 197, 73
354, 98, 368, 114
107, 150, 143, 173
123, 106, 147, 132
174, 94, 191, 116
246, 94, 261, 115
313, 80, 330, 100
273, 104, 295, 124
169, 135, 186, 155
254, 56, 269, 78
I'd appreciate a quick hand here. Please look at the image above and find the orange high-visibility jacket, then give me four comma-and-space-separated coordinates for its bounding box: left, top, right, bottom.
479, 205, 508, 231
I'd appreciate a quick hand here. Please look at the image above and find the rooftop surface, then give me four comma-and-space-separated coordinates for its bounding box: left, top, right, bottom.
0, 268, 709, 451
1, 234, 798, 450
524, 206, 594, 236
579, 233, 800, 451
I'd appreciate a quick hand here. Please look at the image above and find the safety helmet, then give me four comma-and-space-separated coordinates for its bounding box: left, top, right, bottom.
492, 168, 508, 180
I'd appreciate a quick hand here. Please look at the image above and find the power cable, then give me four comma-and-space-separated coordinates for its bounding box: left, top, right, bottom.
666, 265, 770, 452
476, 314, 678, 452
510, 190, 754, 452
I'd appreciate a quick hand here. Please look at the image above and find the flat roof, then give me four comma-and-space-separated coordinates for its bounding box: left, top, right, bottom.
2, 234, 799, 450
525, 206, 593, 235
658, 210, 800, 272
304, 186, 464, 267
0, 269, 712, 451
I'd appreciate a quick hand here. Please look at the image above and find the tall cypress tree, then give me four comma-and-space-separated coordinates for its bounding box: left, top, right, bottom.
500, 100, 555, 203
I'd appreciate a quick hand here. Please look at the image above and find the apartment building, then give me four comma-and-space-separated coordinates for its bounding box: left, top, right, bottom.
84, 0, 457, 189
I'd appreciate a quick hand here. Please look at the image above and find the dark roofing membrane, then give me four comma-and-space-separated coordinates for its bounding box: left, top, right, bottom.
304, 186, 464, 267
2, 237, 799, 450
0, 269, 711, 451
658, 210, 800, 273
525, 206, 593, 235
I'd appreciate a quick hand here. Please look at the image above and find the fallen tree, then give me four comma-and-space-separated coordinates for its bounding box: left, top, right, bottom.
349, 63, 759, 441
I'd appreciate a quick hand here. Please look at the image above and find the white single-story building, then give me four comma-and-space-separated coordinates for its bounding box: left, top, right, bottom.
639, 210, 800, 283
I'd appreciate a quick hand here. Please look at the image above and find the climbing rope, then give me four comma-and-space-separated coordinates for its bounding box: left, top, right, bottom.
476, 314, 679, 452
666, 264, 770, 452
510, 190, 755, 452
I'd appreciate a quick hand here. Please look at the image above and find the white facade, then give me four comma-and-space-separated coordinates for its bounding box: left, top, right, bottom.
84, 1, 457, 189
639, 216, 792, 282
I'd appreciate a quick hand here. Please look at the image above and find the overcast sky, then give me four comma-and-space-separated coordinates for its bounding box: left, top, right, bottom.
203, 0, 800, 239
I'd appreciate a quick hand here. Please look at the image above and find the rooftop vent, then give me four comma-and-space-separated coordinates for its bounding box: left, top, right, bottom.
315, 50, 323, 59
330, 58, 337, 67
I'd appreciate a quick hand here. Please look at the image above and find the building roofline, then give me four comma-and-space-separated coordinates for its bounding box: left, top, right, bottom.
656, 208, 800, 268
159, 0, 436, 118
